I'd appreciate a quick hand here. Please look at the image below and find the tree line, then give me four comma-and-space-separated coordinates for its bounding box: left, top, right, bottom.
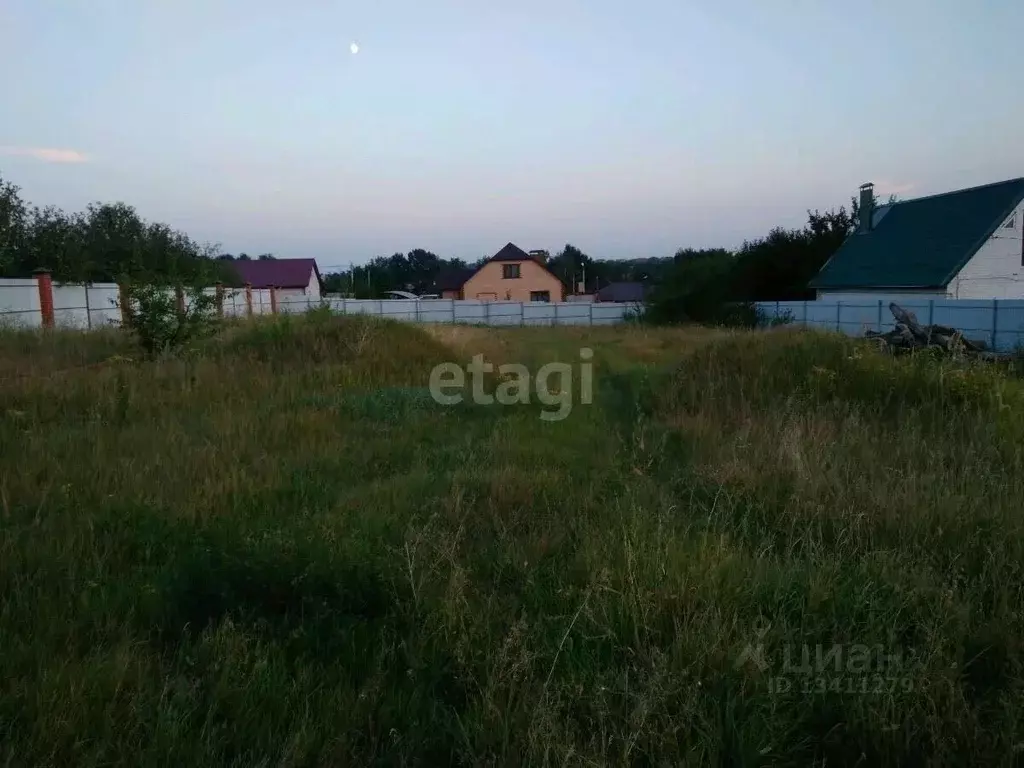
646, 204, 862, 323
320, 245, 677, 299
315, 195, 885, 307
2, 169, 884, 315
0, 173, 237, 285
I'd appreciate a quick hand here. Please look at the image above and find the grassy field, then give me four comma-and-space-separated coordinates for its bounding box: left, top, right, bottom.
2, 312, 1024, 766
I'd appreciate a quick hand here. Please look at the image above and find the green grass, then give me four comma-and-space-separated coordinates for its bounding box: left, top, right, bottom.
2, 315, 1024, 765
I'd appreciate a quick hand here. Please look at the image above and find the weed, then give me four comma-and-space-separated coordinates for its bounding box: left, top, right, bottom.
2, 317, 1023, 764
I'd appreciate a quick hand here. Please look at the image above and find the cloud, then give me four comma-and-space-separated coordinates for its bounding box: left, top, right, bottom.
0, 146, 90, 163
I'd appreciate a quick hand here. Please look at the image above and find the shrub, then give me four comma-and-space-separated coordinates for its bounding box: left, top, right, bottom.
118, 282, 219, 356
644, 251, 737, 325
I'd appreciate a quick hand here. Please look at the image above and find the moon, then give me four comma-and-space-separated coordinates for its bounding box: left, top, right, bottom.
350, 42, 359, 55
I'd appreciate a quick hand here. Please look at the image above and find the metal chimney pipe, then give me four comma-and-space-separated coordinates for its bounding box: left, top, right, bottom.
859, 182, 875, 233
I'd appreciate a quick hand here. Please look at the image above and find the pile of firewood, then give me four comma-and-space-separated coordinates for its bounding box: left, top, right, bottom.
865, 303, 998, 357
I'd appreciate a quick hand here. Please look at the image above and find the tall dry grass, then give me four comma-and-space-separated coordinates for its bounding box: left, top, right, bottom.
2, 315, 1023, 765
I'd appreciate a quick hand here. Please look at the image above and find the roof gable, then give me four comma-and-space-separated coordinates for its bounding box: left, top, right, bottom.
230, 258, 321, 289
453, 243, 565, 290
812, 177, 1024, 290
489, 242, 534, 262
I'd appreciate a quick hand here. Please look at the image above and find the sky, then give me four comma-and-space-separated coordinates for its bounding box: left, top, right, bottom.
2, 0, 1023, 271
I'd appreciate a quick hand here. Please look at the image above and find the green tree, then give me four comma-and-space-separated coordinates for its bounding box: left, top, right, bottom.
548, 244, 593, 292
0, 173, 27, 276
26, 206, 87, 281
78, 202, 147, 280
645, 191, 895, 323
405, 248, 442, 294
321, 271, 348, 294
645, 249, 740, 324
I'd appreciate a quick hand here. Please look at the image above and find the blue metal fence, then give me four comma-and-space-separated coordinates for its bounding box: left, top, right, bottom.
756, 298, 1024, 352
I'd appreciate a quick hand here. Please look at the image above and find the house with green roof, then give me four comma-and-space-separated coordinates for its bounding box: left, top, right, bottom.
811, 177, 1024, 300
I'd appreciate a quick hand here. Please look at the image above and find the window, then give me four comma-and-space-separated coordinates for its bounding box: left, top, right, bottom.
502, 263, 521, 279
530, 291, 551, 302
1005, 214, 1017, 230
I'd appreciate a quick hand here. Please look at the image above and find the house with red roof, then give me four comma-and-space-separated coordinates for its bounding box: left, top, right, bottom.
229, 258, 323, 304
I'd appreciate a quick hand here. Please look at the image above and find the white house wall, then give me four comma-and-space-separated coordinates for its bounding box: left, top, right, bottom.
949, 199, 1024, 299
270, 268, 322, 312
306, 270, 321, 301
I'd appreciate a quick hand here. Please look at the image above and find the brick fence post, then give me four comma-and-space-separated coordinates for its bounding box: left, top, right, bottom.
33, 268, 54, 329
270, 286, 278, 314
215, 283, 224, 317
245, 283, 253, 317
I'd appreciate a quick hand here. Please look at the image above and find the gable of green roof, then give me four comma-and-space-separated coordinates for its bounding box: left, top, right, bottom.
811, 177, 1024, 290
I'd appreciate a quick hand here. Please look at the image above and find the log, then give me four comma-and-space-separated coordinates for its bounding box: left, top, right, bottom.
889, 303, 930, 342
865, 303, 1000, 360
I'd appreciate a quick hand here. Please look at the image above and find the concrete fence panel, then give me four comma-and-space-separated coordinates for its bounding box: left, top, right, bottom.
453, 300, 486, 324
592, 302, 630, 325
0, 278, 637, 332
523, 303, 556, 326
486, 301, 522, 326
0, 278, 41, 328
416, 299, 457, 323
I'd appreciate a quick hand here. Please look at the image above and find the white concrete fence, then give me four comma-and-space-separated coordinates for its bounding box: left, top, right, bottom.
756, 297, 1024, 352
0, 276, 633, 330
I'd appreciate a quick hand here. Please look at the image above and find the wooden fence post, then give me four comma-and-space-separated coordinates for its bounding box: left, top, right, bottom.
118, 283, 131, 328
84, 283, 92, 329
215, 283, 224, 317
270, 286, 279, 314
175, 286, 185, 320
33, 269, 54, 329
245, 283, 253, 317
